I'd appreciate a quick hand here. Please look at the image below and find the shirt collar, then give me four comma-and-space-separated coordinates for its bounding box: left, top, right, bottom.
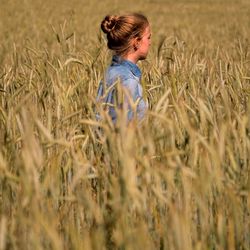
111, 55, 142, 78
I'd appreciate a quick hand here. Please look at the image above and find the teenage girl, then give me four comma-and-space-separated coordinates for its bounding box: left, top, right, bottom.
96, 13, 151, 123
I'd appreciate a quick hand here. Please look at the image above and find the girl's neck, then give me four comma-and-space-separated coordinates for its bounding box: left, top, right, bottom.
120, 53, 139, 64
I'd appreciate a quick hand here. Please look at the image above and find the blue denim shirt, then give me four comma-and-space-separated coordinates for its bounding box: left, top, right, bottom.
96, 55, 147, 122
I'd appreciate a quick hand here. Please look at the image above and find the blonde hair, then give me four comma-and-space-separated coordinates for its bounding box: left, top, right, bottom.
101, 13, 149, 56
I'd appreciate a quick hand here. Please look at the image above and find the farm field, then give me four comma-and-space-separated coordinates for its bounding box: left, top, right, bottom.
0, 0, 250, 249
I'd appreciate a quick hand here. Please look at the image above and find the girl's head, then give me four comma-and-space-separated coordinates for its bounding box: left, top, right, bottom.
101, 13, 151, 60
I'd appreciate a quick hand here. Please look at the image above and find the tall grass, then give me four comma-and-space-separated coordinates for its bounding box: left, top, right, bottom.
0, 0, 250, 249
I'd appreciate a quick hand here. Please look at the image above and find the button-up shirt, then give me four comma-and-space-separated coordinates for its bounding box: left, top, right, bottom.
96, 55, 147, 122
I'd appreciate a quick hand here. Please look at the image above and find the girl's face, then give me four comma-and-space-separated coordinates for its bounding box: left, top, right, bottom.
137, 25, 151, 60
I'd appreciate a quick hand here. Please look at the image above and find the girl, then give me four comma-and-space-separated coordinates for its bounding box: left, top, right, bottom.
96, 13, 151, 123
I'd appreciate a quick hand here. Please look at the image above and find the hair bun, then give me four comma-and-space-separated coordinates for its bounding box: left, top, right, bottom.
101, 15, 119, 34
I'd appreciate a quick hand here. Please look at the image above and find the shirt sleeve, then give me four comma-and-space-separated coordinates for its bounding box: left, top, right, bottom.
122, 78, 147, 120
96, 81, 103, 102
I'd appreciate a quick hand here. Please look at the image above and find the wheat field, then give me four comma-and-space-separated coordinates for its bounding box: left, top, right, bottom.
0, 0, 250, 249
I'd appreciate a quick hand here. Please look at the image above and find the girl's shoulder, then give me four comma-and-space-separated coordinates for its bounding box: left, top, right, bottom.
106, 64, 136, 83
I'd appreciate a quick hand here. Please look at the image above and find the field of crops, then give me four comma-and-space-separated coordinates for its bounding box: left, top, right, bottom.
0, 0, 250, 249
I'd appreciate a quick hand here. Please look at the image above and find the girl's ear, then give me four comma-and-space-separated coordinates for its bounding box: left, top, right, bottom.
131, 37, 138, 51
133, 37, 141, 50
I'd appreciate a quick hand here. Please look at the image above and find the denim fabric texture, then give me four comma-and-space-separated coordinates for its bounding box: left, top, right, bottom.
96, 55, 147, 122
